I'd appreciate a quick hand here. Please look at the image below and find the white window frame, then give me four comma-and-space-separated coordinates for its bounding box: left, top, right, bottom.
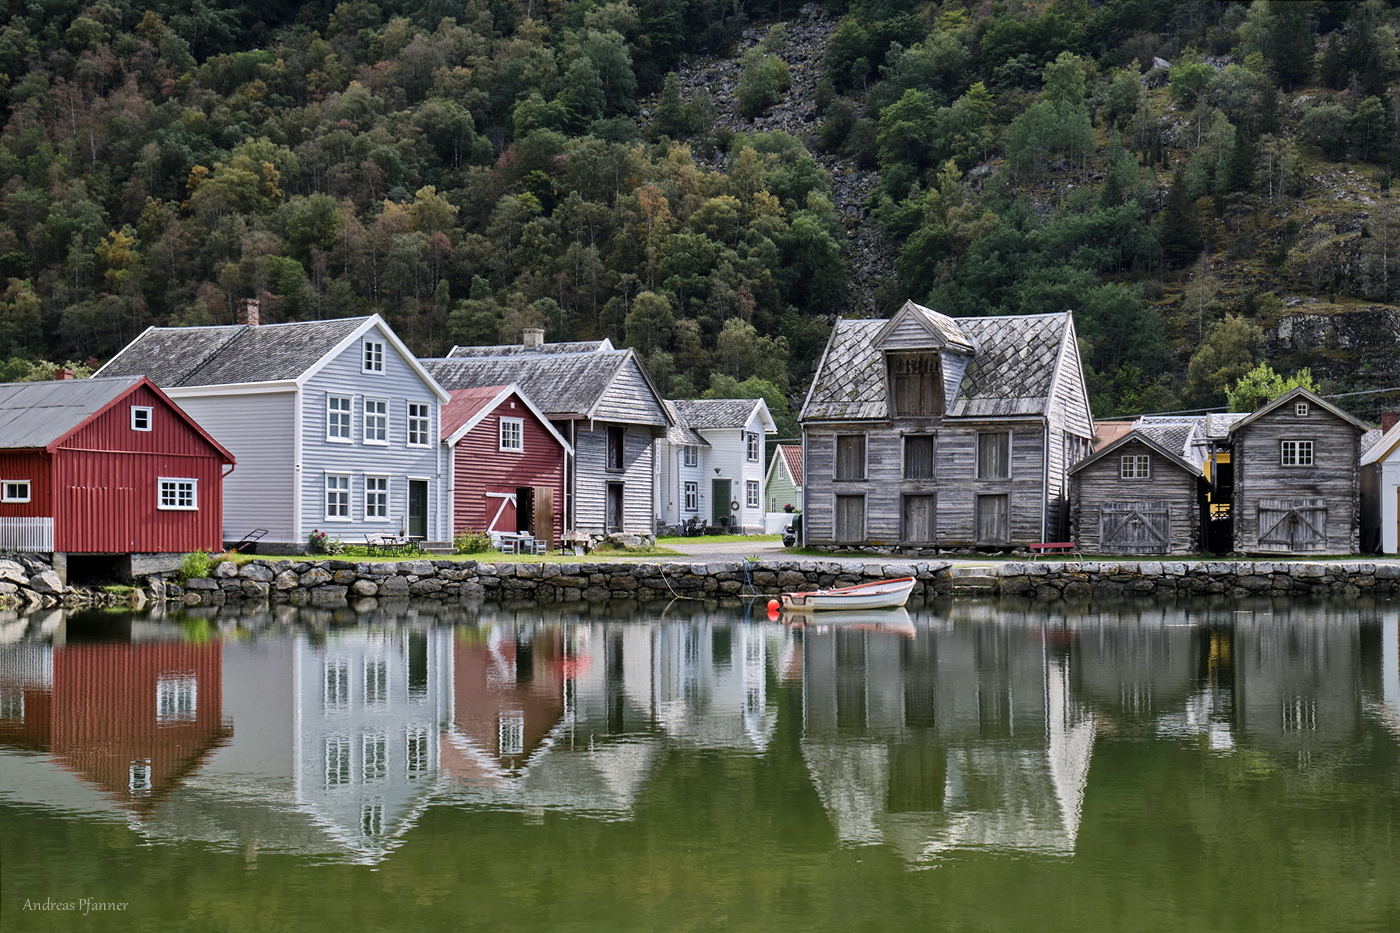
364, 474, 390, 521
407, 402, 431, 447
363, 397, 388, 445
327, 395, 352, 442
1120, 454, 1150, 479
1295, 401, 1309, 417
158, 477, 198, 510
682, 445, 698, 468
155, 671, 197, 723
684, 481, 698, 511
1280, 439, 1314, 467
499, 417, 524, 452
130, 406, 153, 431
325, 473, 351, 520
2, 480, 30, 503
362, 338, 385, 373
746, 432, 760, 462
746, 479, 760, 508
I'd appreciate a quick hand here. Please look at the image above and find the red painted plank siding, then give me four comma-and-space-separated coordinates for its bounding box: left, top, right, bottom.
0, 451, 52, 518
452, 399, 566, 539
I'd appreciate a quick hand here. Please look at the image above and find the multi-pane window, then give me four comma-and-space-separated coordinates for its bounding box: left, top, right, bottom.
2, 480, 30, 502
365, 475, 389, 519
976, 432, 1011, 479
363, 398, 387, 443
364, 658, 388, 704
683, 445, 698, 467
1120, 454, 1150, 479
406, 726, 430, 778
325, 735, 351, 787
1281, 439, 1314, 466
746, 432, 760, 461
362, 338, 384, 372
904, 435, 936, 479
684, 481, 698, 511
499, 712, 525, 756
158, 478, 197, 510
129, 760, 153, 795
325, 474, 351, 519
362, 733, 387, 782
324, 659, 350, 709
835, 434, 866, 480
607, 425, 626, 470
746, 480, 760, 507
1295, 401, 1309, 417
500, 417, 524, 452
327, 395, 352, 441
131, 406, 152, 431
407, 402, 430, 446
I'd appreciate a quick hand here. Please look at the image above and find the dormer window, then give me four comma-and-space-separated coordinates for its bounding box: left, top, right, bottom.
131, 406, 152, 431
887, 352, 944, 417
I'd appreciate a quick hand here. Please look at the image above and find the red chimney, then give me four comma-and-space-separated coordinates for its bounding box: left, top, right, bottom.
54, 368, 73, 380
1383, 412, 1397, 432
237, 298, 260, 326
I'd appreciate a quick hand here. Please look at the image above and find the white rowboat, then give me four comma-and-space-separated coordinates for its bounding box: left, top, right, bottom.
780, 577, 915, 611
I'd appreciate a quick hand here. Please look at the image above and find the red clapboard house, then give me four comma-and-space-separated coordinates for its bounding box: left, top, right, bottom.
0, 376, 235, 576
442, 383, 570, 547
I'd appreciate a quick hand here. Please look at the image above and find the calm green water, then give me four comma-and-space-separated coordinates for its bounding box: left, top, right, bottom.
2, 595, 1398, 933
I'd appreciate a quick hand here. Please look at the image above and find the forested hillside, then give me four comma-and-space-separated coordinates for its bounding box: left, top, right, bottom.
1, 0, 1398, 428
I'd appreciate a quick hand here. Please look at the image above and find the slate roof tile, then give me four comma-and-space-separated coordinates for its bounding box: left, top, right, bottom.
422, 351, 629, 417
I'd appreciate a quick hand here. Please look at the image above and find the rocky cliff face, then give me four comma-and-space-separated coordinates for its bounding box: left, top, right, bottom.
640, 5, 896, 316
1267, 305, 1400, 420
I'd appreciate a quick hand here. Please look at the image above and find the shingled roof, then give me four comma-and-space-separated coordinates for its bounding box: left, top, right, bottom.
448, 339, 614, 357
422, 349, 661, 421
670, 398, 765, 430
801, 311, 1079, 422
661, 400, 709, 447
0, 376, 145, 448
97, 317, 375, 386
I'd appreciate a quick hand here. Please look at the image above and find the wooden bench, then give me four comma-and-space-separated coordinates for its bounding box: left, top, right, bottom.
1029, 541, 1080, 559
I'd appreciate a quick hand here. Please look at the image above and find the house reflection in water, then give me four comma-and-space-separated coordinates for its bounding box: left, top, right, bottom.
798, 605, 1095, 865
1380, 609, 1400, 738
0, 626, 229, 815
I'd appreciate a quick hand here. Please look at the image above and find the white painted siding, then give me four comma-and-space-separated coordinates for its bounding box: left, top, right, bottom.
299, 324, 446, 546
173, 392, 298, 545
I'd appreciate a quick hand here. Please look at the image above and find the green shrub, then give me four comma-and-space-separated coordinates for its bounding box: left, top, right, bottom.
175, 550, 213, 582
453, 529, 493, 553
308, 529, 345, 554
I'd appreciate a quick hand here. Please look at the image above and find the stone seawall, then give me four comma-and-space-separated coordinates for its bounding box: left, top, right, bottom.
161, 557, 1400, 607
165, 558, 950, 607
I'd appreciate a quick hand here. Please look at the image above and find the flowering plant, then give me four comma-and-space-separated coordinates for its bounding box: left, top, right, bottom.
308, 529, 344, 555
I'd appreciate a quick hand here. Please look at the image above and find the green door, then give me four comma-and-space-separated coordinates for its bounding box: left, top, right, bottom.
711, 479, 731, 527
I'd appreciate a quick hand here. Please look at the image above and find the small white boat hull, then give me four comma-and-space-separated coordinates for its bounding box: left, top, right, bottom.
788, 607, 916, 636
781, 577, 915, 611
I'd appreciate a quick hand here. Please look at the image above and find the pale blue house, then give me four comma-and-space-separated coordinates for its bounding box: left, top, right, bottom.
96, 303, 450, 552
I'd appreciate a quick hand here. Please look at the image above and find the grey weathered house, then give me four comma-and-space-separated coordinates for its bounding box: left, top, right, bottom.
1069, 428, 1203, 554
422, 333, 670, 539
799, 301, 1094, 549
1229, 386, 1369, 555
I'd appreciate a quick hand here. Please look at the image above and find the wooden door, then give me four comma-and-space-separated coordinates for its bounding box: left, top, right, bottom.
835, 494, 865, 543
1100, 501, 1171, 554
606, 483, 624, 533
408, 480, 428, 538
902, 494, 936, 544
975, 494, 1009, 545
533, 486, 555, 548
711, 479, 731, 526
1257, 497, 1327, 551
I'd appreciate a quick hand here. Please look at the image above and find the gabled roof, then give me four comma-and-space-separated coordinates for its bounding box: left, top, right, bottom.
670, 398, 776, 433
422, 349, 669, 425
661, 400, 709, 447
1092, 421, 1134, 451
1068, 428, 1201, 477
96, 315, 449, 401
801, 310, 1080, 423
872, 300, 975, 353
768, 444, 803, 488
1361, 421, 1400, 466
448, 339, 613, 357
0, 376, 233, 462
441, 383, 573, 453
1228, 386, 1369, 435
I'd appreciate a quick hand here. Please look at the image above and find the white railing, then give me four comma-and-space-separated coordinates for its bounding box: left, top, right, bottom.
0, 517, 54, 552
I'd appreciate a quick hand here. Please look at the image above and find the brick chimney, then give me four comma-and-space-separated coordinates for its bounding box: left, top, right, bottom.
522, 327, 544, 349
237, 298, 260, 326
1383, 412, 1398, 432
54, 368, 73, 380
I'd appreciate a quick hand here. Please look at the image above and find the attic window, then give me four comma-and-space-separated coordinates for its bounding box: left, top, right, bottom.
887, 352, 944, 418
362, 339, 385, 373
1295, 401, 1309, 417
131, 406, 153, 431
1120, 454, 1150, 479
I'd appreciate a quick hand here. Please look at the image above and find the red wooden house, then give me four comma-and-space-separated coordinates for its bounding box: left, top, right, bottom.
0, 376, 235, 576
442, 383, 570, 547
